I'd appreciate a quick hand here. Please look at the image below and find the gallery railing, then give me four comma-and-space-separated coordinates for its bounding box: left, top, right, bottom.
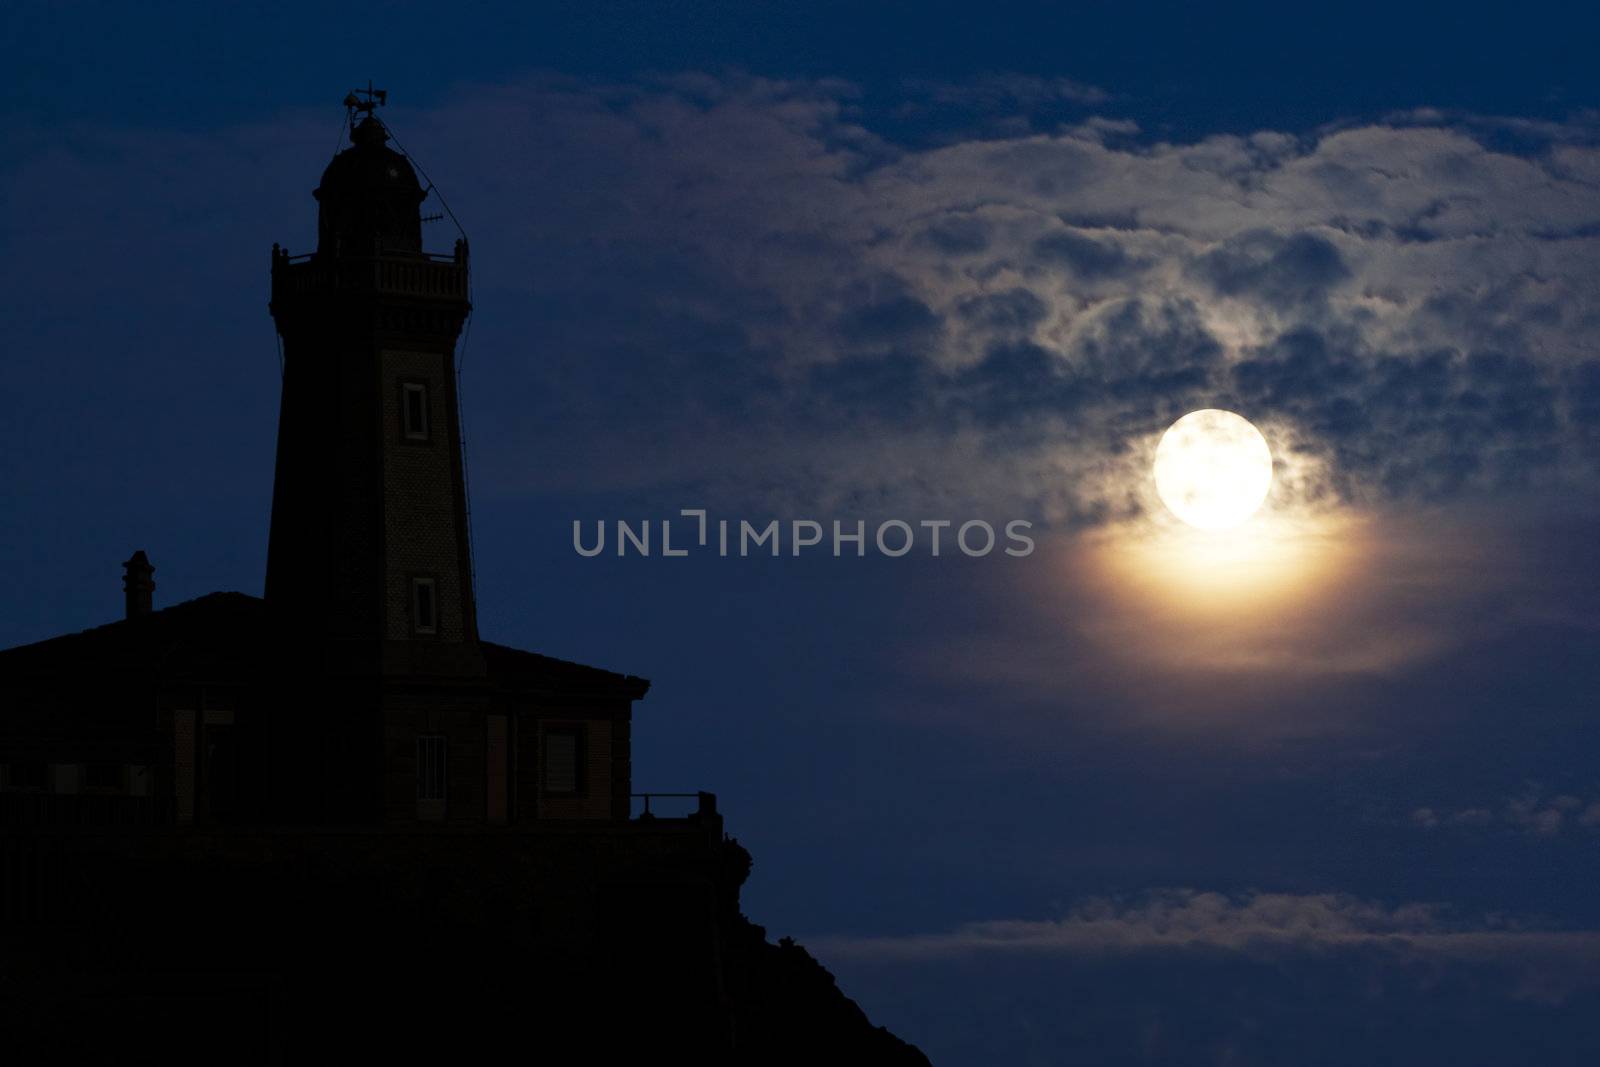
270, 241, 469, 302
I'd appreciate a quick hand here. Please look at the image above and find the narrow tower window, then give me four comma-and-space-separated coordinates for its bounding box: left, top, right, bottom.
401, 382, 430, 440
416, 736, 447, 802
411, 577, 437, 634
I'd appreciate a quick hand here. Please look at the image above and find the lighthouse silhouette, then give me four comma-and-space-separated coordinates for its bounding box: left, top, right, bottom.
0, 88, 929, 1066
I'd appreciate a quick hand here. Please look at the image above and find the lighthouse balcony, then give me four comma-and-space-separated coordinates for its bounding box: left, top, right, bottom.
270, 243, 469, 304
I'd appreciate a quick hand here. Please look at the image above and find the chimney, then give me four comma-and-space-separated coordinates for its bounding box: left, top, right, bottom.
122, 551, 155, 619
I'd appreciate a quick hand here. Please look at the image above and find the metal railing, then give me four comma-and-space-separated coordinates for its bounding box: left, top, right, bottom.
0, 792, 174, 827
630, 791, 717, 820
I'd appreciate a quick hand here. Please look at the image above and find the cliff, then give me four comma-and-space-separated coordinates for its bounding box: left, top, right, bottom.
0, 821, 928, 1064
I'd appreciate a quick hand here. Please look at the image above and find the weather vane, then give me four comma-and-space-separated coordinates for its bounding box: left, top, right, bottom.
342, 81, 387, 120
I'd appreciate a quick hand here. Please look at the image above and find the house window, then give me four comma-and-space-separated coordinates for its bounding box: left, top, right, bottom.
412, 577, 437, 635
4, 761, 46, 790
401, 382, 430, 440
416, 736, 447, 802
543, 727, 585, 795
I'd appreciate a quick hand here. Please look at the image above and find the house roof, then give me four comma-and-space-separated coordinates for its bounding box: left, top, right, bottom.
0, 591, 272, 681
0, 591, 649, 700
481, 640, 650, 701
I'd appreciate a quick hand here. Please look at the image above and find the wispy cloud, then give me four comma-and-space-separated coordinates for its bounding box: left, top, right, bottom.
1410, 787, 1600, 837
809, 889, 1600, 1004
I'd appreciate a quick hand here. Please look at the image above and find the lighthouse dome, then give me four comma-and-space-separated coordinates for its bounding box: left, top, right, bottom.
313, 115, 426, 255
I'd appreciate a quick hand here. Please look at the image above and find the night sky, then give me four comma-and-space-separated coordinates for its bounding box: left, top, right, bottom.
7, 3, 1600, 1063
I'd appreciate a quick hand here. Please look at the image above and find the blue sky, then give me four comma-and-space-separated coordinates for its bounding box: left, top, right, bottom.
9, 2, 1596, 136
7, 3, 1600, 1064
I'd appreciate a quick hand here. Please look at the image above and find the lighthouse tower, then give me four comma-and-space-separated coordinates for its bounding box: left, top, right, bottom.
266, 90, 481, 681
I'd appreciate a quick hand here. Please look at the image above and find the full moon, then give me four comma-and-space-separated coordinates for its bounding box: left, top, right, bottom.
1153, 409, 1274, 529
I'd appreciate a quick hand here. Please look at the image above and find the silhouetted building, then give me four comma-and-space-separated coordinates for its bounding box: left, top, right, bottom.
2, 104, 646, 830
0, 92, 929, 1065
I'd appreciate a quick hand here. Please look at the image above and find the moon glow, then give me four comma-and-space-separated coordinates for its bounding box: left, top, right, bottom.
1153, 409, 1274, 529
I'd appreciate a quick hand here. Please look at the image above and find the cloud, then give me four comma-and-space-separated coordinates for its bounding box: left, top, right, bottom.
809, 888, 1600, 1004
1190, 229, 1350, 308
912, 214, 993, 255
1030, 229, 1145, 280
413, 77, 1599, 520
1409, 787, 1600, 838
8, 74, 1600, 525
833, 291, 942, 350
